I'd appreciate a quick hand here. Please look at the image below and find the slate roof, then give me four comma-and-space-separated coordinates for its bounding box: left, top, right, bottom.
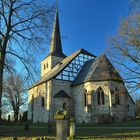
53, 90, 71, 99
72, 55, 123, 86
46, 11, 66, 59
29, 48, 95, 89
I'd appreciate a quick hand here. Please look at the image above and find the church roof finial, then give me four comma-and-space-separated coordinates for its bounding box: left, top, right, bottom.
49, 3, 66, 58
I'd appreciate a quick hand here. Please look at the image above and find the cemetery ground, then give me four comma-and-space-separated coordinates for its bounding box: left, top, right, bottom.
1, 119, 140, 139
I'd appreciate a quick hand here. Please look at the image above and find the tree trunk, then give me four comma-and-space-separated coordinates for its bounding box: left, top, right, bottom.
0, 31, 10, 121
14, 108, 19, 122
0, 47, 6, 121
0, 56, 4, 121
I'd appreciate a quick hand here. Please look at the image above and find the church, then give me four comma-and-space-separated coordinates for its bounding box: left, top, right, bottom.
28, 11, 135, 123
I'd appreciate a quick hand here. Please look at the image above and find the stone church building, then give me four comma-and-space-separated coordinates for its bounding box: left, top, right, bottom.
28, 12, 135, 123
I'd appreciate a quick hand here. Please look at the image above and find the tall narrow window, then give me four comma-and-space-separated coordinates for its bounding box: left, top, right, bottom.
31, 94, 34, 111
87, 93, 92, 113
97, 87, 105, 105
84, 93, 87, 106
41, 97, 45, 107
63, 102, 67, 110
115, 88, 120, 105
46, 63, 48, 68
84, 90, 92, 113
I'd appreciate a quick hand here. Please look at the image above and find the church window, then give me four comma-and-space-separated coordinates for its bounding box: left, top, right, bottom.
41, 97, 45, 107
31, 94, 34, 111
97, 87, 105, 105
46, 63, 48, 68
44, 64, 46, 70
110, 89, 115, 106
63, 102, 67, 110
115, 87, 120, 105
44, 63, 48, 70
84, 93, 87, 106
115, 94, 120, 105
84, 90, 92, 113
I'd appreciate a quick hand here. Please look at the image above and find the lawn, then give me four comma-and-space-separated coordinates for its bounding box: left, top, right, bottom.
1, 119, 140, 139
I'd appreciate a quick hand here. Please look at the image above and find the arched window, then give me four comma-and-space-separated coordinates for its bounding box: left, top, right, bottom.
63, 102, 67, 109
44, 64, 46, 70
115, 88, 120, 105
97, 87, 105, 105
46, 63, 48, 68
41, 97, 45, 107
84, 90, 87, 106
84, 89, 92, 113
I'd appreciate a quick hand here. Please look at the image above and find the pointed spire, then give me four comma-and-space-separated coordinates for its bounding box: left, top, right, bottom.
49, 11, 66, 58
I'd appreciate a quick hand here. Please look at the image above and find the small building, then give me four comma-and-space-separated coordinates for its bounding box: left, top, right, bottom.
28, 12, 135, 123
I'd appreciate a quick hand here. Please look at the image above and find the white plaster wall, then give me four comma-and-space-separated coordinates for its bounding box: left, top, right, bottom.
28, 82, 51, 123
41, 56, 64, 77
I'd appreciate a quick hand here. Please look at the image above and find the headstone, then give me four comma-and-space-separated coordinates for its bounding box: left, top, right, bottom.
12, 137, 17, 140
55, 111, 68, 140
24, 121, 29, 131
69, 118, 75, 139
8, 115, 10, 122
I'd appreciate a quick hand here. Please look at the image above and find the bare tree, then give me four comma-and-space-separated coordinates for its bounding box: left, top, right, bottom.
3, 73, 27, 122
1, 96, 10, 120
107, 1, 140, 93
0, 0, 55, 120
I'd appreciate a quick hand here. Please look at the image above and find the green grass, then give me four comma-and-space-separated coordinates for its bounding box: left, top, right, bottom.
1, 119, 140, 139
76, 119, 140, 127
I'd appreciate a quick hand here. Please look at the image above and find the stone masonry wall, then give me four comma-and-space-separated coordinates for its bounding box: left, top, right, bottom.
72, 81, 111, 123
72, 81, 135, 123
28, 78, 135, 123
108, 81, 135, 120
50, 79, 72, 121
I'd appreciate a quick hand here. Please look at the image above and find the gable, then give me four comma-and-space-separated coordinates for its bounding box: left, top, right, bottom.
29, 48, 96, 89
72, 55, 123, 86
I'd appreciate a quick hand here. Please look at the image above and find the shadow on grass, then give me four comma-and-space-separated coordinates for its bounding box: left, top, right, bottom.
1, 119, 140, 139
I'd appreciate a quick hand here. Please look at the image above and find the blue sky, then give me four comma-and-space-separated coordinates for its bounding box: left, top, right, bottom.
43, 0, 130, 58
35, 0, 140, 100
46, 0, 139, 100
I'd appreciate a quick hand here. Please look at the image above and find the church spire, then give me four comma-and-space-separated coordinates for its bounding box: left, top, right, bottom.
49, 11, 66, 58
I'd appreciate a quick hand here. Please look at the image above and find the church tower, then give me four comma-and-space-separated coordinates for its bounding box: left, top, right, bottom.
41, 11, 66, 77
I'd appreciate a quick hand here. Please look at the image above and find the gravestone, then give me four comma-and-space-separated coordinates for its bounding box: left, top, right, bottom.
55, 111, 68, 140
8, 115, 10, 122
69, 118, 75, 139
24, 121, 29, 131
